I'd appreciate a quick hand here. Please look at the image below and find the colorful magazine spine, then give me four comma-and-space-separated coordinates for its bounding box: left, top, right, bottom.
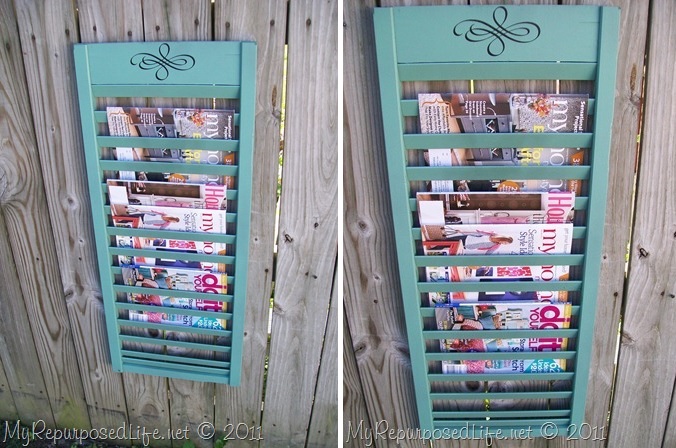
122, 265, 228, 295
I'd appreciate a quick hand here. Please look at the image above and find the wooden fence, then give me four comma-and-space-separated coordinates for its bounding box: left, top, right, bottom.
344, 0, 674, 447
0, 1, 337, 447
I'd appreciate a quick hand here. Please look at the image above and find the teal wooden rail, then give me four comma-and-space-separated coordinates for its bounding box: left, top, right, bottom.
374, 5, 619, 437
74, 41, 257, 386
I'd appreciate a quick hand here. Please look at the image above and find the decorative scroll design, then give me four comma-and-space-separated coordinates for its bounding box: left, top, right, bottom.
130, 43, 196, 80
453, 6, 541, 57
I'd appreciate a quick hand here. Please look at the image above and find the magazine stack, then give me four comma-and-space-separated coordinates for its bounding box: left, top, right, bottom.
416, 93, 588, 375
105, 107, 235, 360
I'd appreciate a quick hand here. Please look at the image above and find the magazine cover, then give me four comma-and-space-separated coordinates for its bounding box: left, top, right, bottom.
441, 358, 566, 374
435, 302, 571, 350
418, 93, 588, 135
426, 264, 570, 302
417, 191, 575, 226
420, 223, 573, 256
425, 148, 584, 194
108, 179, 227, 210
419, 92, 587, 193
122, 265, 228, 295
111, 203, 227, 233
114, 235, 227, 272
106, 106, 235, 186
128, 309, 227, 331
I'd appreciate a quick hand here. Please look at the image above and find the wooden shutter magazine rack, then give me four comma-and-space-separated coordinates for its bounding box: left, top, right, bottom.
74, 41, 256, 385
373, 6, 619, 436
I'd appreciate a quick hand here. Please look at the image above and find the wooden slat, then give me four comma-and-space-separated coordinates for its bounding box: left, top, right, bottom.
3, 0, 91, 428
212, 1, 288, 445
261, 0, 338, 445
0, 357, 18, 420
342, 314, 374, 448
76, 1, 160, 443
548, 0, 650, 447
0, 212, 53, 425
608, 1, 676, 447
344, 1, 442, 445
306, 268, 338, 446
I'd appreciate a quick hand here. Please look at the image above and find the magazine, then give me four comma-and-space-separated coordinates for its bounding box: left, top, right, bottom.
426, 264, 570, 302
106, 106, 235, 185
418, 93, 587, 135
418, 93, 588, 193
106, 107, 234, 139
441, 358, 566, 374
417, 191, 575, 227
122, 265, 228, 295
111, 203, 227, 233
435, 303, 571, 349
108, 179, 227, 210
114, 234, 227, 272
128, 309, 227, 331
420, 223, 573, 256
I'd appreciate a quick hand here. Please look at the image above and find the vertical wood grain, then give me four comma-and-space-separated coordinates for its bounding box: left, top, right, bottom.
0, 22, 51, 417
212, 1, 287, 444
343, 311, 373, 448
343, 2, 419, 446
306, 268, 338, 447
142, 0, 212, 42
548, 1, 650, 447
607, 0, 676, 447
0, 210, 53, 425
0, 356, 18, 420
13, 0, 132, 430
0, 0, 90, 429
260, 0, 338, 445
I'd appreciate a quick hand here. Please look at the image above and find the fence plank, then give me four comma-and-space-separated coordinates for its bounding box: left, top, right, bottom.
76, 2, 165, 444
139, 4, 216, 447
142, 0, 212, 41
608, 0, 676, 447
0, 356, 18, 420
343, 2, 421, 446
0, 212, 52, 426
0, 19, 51, 418
342, 312, 372, 448
306, 267, 338, 447
13, 0, 132, 430
212, 1, 287, 445
545, 1, 651, 447
0, 0, 90, 429
261, 0, 338, 445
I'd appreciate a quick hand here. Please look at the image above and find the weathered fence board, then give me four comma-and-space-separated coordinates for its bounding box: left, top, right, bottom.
343, 2, 420, 446
0, 212, 52, 426
211, 1, 288, 445
13, 0, 131, 431
307, 270, 339, 447
549, 1, 650, 447
608, 0, 676, 447
143, 0, 212, 42
0, 357, 18, 420
342, 313, 372, 448
261, 0, 338, 445
0, 7, 53, 423
0, 0, 90, 429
